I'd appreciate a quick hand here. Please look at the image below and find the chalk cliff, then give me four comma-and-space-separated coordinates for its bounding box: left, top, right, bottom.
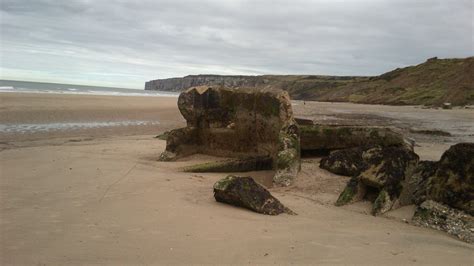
145, 75, 267, 92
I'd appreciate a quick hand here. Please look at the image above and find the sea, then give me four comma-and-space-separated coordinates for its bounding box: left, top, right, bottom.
0, 80, 178, 97
0, 80, 175, 135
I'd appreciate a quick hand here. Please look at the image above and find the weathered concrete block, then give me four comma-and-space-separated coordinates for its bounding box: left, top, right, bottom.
300, 125, 412, 153
160, 86, 300, 186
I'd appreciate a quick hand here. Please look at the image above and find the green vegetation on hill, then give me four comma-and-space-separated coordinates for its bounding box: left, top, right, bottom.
270, 57, 474, 106
147, 57, 474, 106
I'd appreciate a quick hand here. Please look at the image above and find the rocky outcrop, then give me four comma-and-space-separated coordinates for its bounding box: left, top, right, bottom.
413, 200, 474, 243
213, 175, 295, 215
145, 75, 266, 92
413, 143, 474, 215
160, 86, 300, 186
332, 145, 419, 215
330, 142, 473, 218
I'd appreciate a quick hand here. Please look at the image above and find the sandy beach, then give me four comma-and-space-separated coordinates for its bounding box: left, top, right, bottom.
1, 92, 473, 264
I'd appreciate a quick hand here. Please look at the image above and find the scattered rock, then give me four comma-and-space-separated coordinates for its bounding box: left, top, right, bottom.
160, 86, 300, 185
413, 200, 474, 244
183, 156, 273, 173
333, 145, 419, 215
213, 175, 295, 215
442, 103, 452, 109
420, 143, 474, 215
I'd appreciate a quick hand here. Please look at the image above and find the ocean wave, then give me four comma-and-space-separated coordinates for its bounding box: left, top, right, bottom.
0, 86, 15, 90
0, 87, 178, 97
0, 120, 161, 134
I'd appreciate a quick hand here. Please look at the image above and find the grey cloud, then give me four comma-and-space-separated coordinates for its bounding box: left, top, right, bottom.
1, 0, 473, 88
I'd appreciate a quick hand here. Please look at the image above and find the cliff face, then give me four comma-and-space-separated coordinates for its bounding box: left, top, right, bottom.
145, 57, 474, 106
145, 75, 267, 92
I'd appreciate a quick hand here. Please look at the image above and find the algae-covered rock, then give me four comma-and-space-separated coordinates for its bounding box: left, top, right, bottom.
358, 145, 419, 190
335, 177, 366, 206
213, 175, 295, 215
160, 86, 300, 185
401, 160, 438, 206
183, 156, 272, 173
423, 143, 474, 215
333, 145, 419, 215
413, 200, 474, 244
372, 189, 394, 215
300, 125, 412, 153
320, 146, 369, 176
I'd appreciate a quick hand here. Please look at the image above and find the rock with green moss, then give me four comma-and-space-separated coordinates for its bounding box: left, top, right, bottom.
400, 160, 438, 206
335, 177, 366, 206
413, 200, 474, 244
333, 145, 419, 215
213, 175, 295, 215
274, 126, 301, 186
372, 189, 393, 215
160, 86, 300, 185
320, 146, 369, 176
416, 143, 474, 215
358, 145, 419, 189
183, 156, 273, 173
300, 125, 412, 153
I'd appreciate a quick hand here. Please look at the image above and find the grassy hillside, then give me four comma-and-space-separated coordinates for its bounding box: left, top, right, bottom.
279, 57, 474, 106
147, 57, 474, 106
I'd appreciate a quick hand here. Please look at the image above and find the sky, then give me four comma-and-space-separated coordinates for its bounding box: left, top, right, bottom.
1, 0, 473, 89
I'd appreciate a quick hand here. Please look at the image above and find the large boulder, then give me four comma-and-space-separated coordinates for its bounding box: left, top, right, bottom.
213, 175, 295, 215
332, 145, 419, 215
160, 86, 300, 186
414, 143, 474, 215
413, 200, 474, 244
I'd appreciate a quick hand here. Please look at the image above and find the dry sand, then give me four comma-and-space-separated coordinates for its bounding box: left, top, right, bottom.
1, 93, 473, 265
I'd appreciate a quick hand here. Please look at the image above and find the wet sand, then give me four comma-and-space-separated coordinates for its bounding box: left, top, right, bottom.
1, 93, 473, 264
0, 93, 185, 142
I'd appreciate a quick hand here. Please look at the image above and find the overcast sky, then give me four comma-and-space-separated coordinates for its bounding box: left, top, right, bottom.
1, 0, 473, 89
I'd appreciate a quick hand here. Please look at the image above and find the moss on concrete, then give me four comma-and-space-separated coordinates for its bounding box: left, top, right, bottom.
184, 156, 273, 173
